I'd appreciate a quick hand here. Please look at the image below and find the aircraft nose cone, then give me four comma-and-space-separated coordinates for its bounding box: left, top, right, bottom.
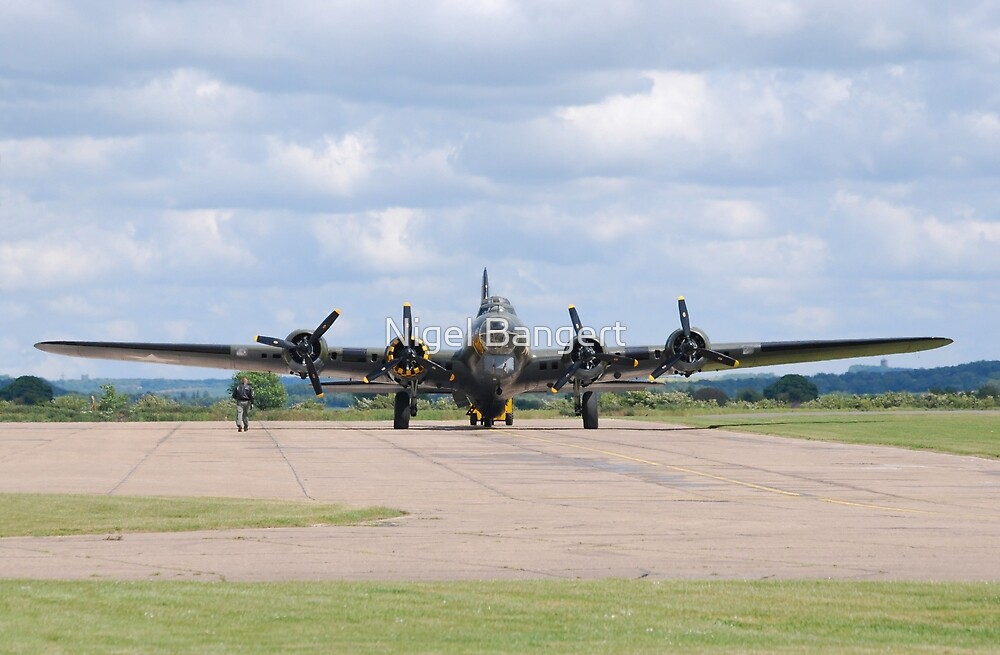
479, 354, 516, 383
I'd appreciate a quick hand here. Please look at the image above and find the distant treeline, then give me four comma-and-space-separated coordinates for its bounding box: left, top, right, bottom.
676, 360, 1000, 398
4, 360, 999, 407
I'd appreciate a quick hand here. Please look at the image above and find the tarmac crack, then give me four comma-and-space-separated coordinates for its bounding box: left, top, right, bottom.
107, 424, 182, 495
343, 424, 569, 508
259, 422, 314, 500
542, 425, 968, 516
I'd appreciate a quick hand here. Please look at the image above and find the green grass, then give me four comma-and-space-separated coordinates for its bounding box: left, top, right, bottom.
660, 412, 1000, 458
0, 580, 996, 654
0, 494, 404, 538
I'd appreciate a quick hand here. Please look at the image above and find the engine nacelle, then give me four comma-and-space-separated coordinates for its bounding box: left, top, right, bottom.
664, 327, 712, 374
385, 337, 432, 380
565, 336, 606, 384
281, 329, 328, 375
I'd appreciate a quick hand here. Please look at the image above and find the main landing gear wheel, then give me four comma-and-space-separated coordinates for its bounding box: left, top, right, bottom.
469, 414, 477, 427
393, 391, 410, 430
483, 416, 494, 428
582, 390, 598, 430
505, 411, 514, 426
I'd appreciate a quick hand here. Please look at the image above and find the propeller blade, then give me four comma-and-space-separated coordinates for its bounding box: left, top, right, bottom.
363, 362, 390, 384
256, 335, 297, 350
568, 305, 583, 334
402, 303, 413, 347
648, 352, 685, 381
678, 296, 691, 338
698, 348, 740, 368
420, 358, 449, 374
257, 308, 342, 398
311, 309, 341, 344
596, 353, 639, 368
550, 360, 584, 393
304, 357, 324, 397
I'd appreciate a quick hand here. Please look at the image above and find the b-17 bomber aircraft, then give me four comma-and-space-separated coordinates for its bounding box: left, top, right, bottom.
36, 270, 951, 429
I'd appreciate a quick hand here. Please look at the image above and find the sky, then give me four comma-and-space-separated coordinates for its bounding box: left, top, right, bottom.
1, 1, 998, 382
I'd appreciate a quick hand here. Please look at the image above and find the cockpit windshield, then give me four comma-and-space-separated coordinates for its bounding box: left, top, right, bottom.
477, 295, 515, 317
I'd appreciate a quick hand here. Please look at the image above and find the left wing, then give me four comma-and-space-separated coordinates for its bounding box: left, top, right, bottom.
514, 337, 952, 393
692, 337, 953, 371
514, 298, 952, 392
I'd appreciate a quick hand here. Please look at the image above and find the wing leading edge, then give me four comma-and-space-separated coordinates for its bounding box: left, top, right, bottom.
699, 336, 952, 372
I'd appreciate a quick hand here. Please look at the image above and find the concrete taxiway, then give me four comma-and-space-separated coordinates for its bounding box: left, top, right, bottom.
1, 419, 998, 581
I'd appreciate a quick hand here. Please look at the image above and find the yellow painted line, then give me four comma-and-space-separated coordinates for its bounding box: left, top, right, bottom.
819, 498, 934, 515
505, 430, 956, 516
509, 431, 801, 497
504, 428, 997, 520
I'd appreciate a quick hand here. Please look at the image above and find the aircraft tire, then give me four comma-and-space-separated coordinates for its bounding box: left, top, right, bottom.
470, 414, 477, 426
582, 391, 598, 429
483, 416, 494, 428
505, 412, 514, 426
393, 392, 410, 429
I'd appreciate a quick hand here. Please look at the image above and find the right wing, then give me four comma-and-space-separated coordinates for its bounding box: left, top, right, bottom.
34, 340, 384, 378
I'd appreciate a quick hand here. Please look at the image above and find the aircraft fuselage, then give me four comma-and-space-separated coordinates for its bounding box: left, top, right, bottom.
453, 294, 533, 419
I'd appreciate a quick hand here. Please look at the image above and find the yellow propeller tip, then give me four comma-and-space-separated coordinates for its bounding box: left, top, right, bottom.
733, 360, 741, 368
648, 375, 656, 382
677, 295, 685, 301
632, 359, 639, 367
362, 377, 370, 384
449, 374, 456, 382
334, 309, 341, 315
317, 393, 325, 398
568, 304, 575, 310
403, 302, 411, 307
549, 387, 559, 393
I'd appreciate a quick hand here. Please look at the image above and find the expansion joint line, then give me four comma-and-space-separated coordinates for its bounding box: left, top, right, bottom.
107, 424, 182, 495
260, 423, 314, 500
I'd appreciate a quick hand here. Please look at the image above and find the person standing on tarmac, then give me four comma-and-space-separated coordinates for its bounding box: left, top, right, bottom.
232, 376, 255, 432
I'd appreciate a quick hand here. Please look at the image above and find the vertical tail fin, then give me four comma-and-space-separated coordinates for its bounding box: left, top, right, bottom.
481, 268, 489, 303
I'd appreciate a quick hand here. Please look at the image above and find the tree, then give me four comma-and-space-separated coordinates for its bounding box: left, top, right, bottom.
764, 374, 819, 405
735, 388, 764, 403
230, 371, 288, 409
98, 384, 129, 412
0, 376, 54, 405
693, 387, 728, 406
976, 382, 1000, 399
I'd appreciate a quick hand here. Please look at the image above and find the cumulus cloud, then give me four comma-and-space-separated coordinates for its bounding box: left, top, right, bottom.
0, 229, 154, 292
835, 191, 1000, 276
266, 133, 375, 196
2, 1, 996, 376
694, 234, 829, 286
0, 136, 140, 179
95, 69, 261, 130
311, 208, 429, 273
557, 72, 711, 150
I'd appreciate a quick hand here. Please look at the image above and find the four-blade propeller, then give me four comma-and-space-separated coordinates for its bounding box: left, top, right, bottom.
364, 303, 450, 384
648, 297, 739, 381
256, 308, 341, 397
550, 305, 638, 393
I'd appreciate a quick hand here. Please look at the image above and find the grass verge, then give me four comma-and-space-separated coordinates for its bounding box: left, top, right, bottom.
0, 580, 997, 654
0, 493, 404, 538
658, 412, 1000, 458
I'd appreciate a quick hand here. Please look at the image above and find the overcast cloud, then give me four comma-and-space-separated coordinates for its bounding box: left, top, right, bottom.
2, 1, 997, 380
